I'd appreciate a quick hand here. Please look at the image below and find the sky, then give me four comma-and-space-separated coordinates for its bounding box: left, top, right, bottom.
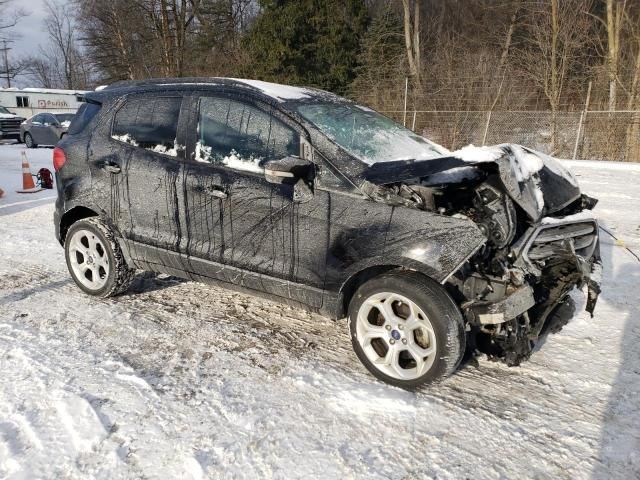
3, 0, 59, 88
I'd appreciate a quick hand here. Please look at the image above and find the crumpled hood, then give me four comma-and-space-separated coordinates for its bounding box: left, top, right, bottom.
363, 144, 581, 222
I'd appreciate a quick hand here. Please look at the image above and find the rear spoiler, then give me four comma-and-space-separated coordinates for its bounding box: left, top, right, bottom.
77, 92, 104, 105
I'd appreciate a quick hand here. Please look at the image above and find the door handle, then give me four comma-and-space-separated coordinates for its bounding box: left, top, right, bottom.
102, 160, 121, 174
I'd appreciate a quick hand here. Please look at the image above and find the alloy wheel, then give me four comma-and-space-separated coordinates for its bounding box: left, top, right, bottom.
356, 292, 437, 380
67, 229, 110, 291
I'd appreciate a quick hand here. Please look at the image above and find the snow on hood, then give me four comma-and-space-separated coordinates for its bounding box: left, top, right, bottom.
453, 144, 546, 182
0, 112, 18, 119
451, 144, 581, 220
367, 143, 582, 222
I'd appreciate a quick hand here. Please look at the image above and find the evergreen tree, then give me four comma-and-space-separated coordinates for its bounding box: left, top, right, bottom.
242, 0, 368, 94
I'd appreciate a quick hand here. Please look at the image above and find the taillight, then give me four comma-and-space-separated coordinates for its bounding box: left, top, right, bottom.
53, 147, 66, 172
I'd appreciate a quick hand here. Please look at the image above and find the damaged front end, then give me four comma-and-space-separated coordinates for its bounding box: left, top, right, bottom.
365, 144, 602, 366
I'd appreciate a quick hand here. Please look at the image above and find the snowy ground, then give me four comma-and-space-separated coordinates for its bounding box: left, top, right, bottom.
0, 142, 639, 479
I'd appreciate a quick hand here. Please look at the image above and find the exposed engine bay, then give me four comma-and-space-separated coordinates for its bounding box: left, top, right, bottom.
363, 145, 602, 366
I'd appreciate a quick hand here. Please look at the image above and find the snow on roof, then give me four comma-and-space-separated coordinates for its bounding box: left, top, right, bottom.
0, 87, 88, 95
230, 78, 314, 102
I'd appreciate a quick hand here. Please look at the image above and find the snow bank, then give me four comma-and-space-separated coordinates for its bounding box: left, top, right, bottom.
2, 143, 639, 479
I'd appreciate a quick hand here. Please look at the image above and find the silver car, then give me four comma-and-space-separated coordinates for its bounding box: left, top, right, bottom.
21, 112, 75, 148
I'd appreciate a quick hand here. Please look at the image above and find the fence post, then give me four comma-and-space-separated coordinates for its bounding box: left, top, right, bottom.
403, 77, 409, 127
481, 110, 492, 146
572, 81, 592, 160
411, 110, 417, 131
572, 112, 585, 160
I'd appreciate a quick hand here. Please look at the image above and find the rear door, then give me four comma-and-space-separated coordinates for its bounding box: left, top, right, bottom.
29, 114, 48, 144
41, 113, 61, 145
88, 93, 188, 263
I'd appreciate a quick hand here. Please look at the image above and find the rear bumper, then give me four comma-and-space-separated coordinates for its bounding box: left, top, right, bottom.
54, 175, 64, 245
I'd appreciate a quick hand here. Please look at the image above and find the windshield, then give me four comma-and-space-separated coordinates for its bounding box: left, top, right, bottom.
0, 106, 12, 115
53, 113, 75, 123
294, 102, 448, 165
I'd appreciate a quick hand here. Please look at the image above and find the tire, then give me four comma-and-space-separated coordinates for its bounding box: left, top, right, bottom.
24, 132, 37, 148
348, 271, 465, 389
64, 217, 135, 297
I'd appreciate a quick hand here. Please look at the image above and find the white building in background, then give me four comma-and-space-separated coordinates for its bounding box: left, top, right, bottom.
0, 87, 88, 118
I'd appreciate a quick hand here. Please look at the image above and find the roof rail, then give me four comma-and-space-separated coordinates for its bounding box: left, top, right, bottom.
104, 77, 225, 90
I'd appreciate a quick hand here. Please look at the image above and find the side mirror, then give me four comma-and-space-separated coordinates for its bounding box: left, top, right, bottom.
263, 156, 313, 185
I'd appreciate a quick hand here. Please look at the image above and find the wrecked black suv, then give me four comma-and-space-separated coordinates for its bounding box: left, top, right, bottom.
53, 78, 601, 388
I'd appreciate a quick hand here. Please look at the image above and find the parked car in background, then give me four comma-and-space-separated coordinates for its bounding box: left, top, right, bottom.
52, 78, 601, 389
21, 112, 75, 148
0, 105, 25, 142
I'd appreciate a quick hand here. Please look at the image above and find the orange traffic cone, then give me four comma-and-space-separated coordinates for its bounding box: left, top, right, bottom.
17, 151, 43, 194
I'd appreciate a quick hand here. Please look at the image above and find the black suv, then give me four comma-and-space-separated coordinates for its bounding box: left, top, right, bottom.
54, 78, 601, 388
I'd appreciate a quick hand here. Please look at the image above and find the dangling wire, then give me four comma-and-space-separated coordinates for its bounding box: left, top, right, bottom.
599, 225, 640, 263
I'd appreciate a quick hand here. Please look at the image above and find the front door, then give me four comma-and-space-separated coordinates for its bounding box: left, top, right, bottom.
29, 114, 50, 144
88, 93, 188, 262
182, 94, 330, 300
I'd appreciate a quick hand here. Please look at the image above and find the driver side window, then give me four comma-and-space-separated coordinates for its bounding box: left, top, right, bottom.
196, 97, 300, 173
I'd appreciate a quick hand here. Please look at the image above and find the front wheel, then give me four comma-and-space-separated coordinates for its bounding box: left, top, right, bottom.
64, 217, 135, 297
348, 271, 465, 389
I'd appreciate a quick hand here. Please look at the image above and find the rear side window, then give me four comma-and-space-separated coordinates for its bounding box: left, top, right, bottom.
112, 96, 181, 156
196, 97, 299, 172
68, 103, 101, 135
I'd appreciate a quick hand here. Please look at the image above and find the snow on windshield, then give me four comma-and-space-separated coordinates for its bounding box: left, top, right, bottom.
295, 103, 448, 165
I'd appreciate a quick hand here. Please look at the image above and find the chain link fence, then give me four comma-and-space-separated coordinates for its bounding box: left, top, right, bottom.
381, 110, 640, 162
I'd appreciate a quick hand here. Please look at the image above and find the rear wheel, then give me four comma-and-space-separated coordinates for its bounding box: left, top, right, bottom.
348, 271, 465, 389
24, 132, 37, 148
64, 217, 135, 297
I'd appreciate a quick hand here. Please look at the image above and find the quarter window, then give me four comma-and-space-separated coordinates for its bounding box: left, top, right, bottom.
112, 96, 182, 156
196, 97, 300, 173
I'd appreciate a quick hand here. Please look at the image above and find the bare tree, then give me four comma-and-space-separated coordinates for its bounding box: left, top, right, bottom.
40, 0, 91, 88
139, 0, 201, 77
0, 0, 28, 87
401, 0, 420, 83
516, 0, 596, 150
0, 0, 26, 34
591, 0, 628, 110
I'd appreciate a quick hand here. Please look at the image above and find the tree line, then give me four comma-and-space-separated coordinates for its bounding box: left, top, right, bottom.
1, 0, 640, 115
